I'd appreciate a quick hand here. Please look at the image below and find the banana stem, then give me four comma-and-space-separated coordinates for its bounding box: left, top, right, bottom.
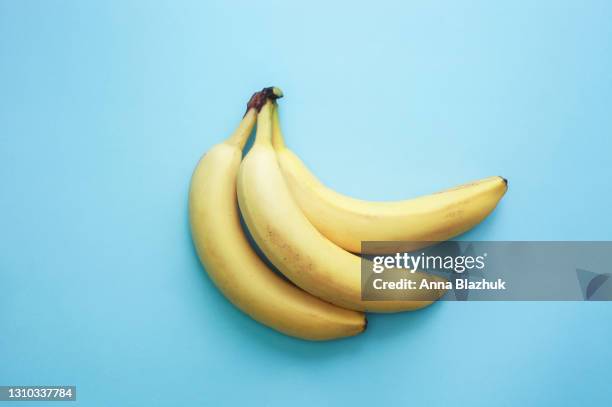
254, 100, 274, 146
227, 87, 283, 149
271, 102, 286, 150
225, 108, 257, 149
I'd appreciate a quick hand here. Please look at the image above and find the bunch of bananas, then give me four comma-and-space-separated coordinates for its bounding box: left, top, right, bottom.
189, 87, 507, 341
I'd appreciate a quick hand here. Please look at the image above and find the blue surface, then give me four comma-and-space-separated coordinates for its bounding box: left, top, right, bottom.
2, 1, 612, 406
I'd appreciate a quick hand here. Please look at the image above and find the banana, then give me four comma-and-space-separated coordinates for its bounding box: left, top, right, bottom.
238, 96, 445, 312
271, 105, 508, 254
189, 90, 366, 341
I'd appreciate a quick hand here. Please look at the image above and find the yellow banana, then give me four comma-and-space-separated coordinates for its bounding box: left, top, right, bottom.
271, 105, 508, 254
238, 97, 445, 312
189, 90, 366, 340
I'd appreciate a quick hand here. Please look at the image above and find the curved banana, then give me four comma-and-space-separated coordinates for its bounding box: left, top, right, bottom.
189, 90, 366, 341
237, 97, 445, 312
271, 106, 508, 254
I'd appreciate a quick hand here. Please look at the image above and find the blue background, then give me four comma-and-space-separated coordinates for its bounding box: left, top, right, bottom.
1, 1, 611, 406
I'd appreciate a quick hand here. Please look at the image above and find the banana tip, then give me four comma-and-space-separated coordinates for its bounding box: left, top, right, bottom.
263, 86, 283, 100
500, 176, 508, 187
271, 87, 284, 98
246, 87, 283, 114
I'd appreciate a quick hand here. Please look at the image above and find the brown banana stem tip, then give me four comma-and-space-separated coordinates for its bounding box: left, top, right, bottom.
245, 87, 284, 115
